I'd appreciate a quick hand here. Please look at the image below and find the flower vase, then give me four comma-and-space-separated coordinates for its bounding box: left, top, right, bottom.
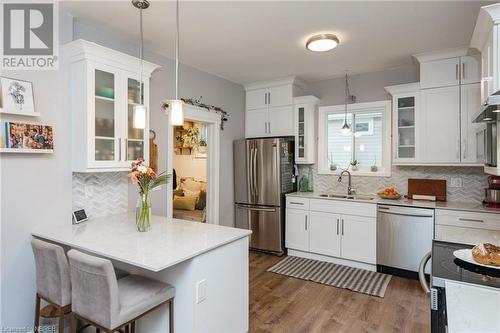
136, 193, 152, 232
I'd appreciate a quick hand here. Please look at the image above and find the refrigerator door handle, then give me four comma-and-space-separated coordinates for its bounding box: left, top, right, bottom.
249, 147, 255, 198
236, 204, 277, 213
253, 147, 258, 197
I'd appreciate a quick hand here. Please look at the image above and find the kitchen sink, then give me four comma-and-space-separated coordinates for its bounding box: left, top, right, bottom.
318, 194, 375, 201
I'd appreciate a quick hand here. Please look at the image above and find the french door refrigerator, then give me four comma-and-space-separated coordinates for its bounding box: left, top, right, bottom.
234, 137, 295, 255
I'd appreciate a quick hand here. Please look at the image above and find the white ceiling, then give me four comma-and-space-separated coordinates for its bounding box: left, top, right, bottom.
62, 1, 494, 84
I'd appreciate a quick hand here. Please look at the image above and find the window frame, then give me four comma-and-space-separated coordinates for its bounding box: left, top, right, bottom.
317, 100, 392, 177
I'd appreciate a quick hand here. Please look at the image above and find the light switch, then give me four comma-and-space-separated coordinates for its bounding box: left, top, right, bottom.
196, 279, 207, 304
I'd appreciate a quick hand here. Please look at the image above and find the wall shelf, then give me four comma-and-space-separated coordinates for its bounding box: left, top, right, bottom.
0, 109, 40, 117
0, 148, 53, 154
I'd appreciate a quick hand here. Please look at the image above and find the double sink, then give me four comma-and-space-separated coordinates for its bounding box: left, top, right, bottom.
317, 193, 375, 201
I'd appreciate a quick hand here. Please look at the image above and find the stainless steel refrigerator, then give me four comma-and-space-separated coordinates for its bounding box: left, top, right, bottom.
233, 137, 295, 255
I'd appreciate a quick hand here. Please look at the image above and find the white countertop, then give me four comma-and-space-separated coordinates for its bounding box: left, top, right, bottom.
32, 213, 252, 272
286, 192, 500, 214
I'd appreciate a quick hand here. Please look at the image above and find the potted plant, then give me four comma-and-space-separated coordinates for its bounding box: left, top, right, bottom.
329, 153, 337, 171
182, 125, 200, 148
198, 138, 207, 154
350, 159, 359, 171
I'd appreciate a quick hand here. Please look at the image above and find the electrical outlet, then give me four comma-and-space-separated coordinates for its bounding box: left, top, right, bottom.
450, 177, 463, 188
196, 279, 207, 304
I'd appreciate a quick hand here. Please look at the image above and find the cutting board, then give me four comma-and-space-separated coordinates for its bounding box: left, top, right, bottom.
408, 179, 447, 201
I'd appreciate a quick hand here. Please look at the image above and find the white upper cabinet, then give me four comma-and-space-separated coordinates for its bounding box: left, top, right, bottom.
420, 57, 460, 89
461, 55, 481, 85
461, 83, 482, 163
420, 86, 461, 163
244, 77, 305, 138
65, 40, 160, 172
470, 4, 500, 104
294, 96, 319, 164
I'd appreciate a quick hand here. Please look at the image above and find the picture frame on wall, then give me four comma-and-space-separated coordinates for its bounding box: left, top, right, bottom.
1, 121, 54, 153
0, 77, 38, 117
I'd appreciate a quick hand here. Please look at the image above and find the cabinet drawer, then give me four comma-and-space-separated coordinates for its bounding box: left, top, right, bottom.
286, 197, 310, 210
435, 225, 500, 246
436, 209, 500, 231
309, 199, 376, 218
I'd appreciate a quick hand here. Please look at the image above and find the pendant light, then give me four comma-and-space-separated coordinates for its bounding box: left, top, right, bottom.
170, 0, 184, 126
132, 0, 149, 129
341, 73, 352, 135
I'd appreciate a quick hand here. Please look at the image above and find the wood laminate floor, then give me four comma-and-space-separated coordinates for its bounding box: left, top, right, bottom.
249, 251, 430, 333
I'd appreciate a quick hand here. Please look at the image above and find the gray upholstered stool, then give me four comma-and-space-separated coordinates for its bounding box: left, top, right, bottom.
31, 239, 72, 333
67, 249, 175, 333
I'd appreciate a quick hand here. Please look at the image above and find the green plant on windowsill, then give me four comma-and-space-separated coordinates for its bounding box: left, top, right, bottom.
350, 159, 359, 171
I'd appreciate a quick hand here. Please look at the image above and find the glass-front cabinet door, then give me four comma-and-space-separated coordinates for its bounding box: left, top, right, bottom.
126, 77, 148, 163
92, 67, 118, 166
393, 93, 419, 163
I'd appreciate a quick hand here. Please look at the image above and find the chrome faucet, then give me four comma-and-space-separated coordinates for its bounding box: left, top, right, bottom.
338, 170, 355, 195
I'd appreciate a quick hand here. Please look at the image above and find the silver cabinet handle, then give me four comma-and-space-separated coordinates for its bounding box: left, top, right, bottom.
336, 218, 339, 235
462, 62, 465, 80
305, 215, 308, 231
268, 122, 271, 134
341, 219, 344, 236
462, 139, 467, 160
236, 204, 276, 212
118, 138, 122, 161
456, 139, 460, 160
264, 122, 267, 134
459, 218, 484, 223
267, 92, 271, 105
265, 92, 267, 105
456, 64, 459, 80
289, 201, 304, 205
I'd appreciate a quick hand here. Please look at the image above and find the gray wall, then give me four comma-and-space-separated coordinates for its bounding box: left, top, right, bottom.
310, 65, 419, 106
73, 19, 246, 227
1, 12, 244, 328
1, 10, 74, 328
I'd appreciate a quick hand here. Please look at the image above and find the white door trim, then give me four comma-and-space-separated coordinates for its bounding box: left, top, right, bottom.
166, 103, 221, 225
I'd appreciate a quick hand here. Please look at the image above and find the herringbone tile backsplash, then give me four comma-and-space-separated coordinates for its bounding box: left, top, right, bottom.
73, 172, 128, 219
298, 165, 489, 203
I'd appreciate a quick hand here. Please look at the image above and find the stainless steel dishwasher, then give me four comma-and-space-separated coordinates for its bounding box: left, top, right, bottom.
377, 205, 434, 279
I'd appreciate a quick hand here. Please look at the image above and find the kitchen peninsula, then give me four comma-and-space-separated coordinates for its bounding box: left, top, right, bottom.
32, 214, 252, 333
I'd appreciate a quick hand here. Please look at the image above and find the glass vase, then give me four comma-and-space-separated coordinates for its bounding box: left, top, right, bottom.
136, 193, 152, 232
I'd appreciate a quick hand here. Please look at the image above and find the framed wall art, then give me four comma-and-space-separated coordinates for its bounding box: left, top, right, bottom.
0, 77, 38, 117
1, 121, 53, 153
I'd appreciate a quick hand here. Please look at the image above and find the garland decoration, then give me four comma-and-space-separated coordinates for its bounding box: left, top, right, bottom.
181, 97, 229, 130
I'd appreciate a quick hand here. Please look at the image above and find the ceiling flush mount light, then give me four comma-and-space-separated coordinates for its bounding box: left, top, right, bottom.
169, 0, 184, 126
132, 0, 149, 129
306, 34, 340, 52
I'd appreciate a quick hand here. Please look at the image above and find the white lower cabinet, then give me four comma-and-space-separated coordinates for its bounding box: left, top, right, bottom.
285, 197, 377, 266
341, 215, 376, 264
285, 208, 309, 252
309, 211, 341, 257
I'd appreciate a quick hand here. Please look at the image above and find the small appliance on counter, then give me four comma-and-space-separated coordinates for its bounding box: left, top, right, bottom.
484, 176, 500, 208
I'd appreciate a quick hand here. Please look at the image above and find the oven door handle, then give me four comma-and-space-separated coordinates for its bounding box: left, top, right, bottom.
419, 251, 432, 295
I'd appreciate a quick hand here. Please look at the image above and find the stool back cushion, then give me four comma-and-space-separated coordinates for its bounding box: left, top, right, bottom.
67, 250, 119, 329
31, 239, 71, 306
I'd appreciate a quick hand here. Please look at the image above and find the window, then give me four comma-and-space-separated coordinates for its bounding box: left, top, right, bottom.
318, 101, 391, 176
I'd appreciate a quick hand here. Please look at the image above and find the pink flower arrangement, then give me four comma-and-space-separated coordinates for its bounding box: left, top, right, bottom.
128, 157, 169, 194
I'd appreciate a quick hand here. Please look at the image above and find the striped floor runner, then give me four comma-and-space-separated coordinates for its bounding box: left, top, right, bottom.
267, 256, 392, 297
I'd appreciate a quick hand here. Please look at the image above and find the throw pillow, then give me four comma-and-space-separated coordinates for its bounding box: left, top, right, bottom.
184, 188, 200, 200
173, 195, 197, 211
183, 178, 203, 192
196, 190, 207, 210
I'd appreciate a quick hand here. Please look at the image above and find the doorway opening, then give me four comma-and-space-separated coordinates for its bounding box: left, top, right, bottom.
166, 104, 220, 224
172, 120, 208, 222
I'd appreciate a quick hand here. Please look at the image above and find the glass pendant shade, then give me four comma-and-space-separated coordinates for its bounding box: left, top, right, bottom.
133, 104, 147, 129
170, 99, 184, 125
341, 121, 351, 135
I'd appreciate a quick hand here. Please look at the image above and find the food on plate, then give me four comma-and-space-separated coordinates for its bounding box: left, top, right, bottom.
377, 187, 400, 197
472, 243, 500, 267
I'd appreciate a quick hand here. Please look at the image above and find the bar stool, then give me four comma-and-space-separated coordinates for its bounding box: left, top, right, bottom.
31, 239, 72, 333
67, 249, 175, 333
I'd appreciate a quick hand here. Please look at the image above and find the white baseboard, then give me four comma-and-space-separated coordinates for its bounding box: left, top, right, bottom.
287, 249, 377, 272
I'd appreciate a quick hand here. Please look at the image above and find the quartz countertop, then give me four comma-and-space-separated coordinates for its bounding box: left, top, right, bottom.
286, 192, 500, 214
32, 213, 252, 272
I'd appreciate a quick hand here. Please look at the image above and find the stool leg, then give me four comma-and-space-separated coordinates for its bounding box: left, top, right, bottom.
71, 315, 78, 333
58, 307, 65, 333
169, 299, 174, 333
34, 294, 41, 332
